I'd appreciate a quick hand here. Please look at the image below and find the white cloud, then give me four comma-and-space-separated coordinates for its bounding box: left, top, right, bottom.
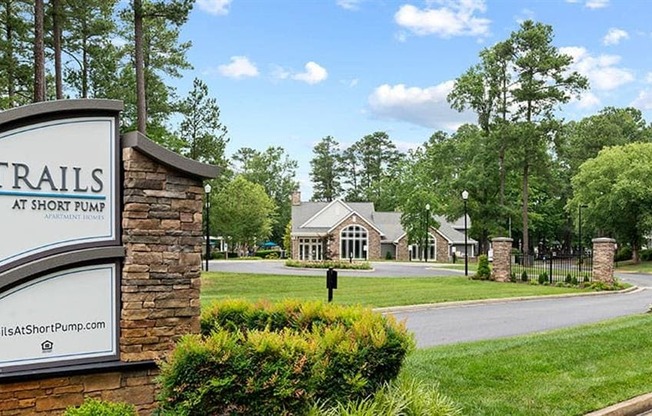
560, 46, 634, 91
218, 56, 259, 79
337, 0, 364, 10
603, 28, 629, 46
645, 72, 652, 84
368, 81, 475, 130
394, 0, 490, 38
197, 0, 231, 15
293, 62, 328, 84
565, 0, 609, 8
575, 91, 601, 109
631, 90, 652, 110
586, 0, 608, 9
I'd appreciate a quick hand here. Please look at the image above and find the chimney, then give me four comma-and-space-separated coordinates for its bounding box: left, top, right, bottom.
291, 191, 301, 206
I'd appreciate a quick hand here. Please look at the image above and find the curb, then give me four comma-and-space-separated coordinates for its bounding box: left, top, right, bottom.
585, 392, 652, 416
374, 286, 639, 314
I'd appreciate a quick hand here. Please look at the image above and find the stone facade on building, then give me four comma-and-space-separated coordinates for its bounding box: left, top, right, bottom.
290, 195, 476, 262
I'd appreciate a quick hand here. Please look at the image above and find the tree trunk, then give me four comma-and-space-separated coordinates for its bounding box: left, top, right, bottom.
52, 0, 63, 99
522, 162, 530, 265
33, 0, 45, 102
134, 0, 147, 134
4, 1, 15, 104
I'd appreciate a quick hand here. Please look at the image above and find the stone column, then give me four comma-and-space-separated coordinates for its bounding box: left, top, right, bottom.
592, 238, 616, 284
491, 237, 513, 282
121, 147, 203, 362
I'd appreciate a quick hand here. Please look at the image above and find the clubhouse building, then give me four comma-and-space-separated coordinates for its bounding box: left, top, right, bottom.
290, 192, 476, 262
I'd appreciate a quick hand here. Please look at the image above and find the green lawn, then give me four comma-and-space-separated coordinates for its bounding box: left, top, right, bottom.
201, 272, 590, 308
403, 314, 652, 415
616, 260, 652, 273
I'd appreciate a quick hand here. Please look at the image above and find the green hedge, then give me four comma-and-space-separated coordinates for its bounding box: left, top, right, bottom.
285, 259, 372, 270
255, 249, 281, 259
157, 300, 414, 415
64, 398, 137, 416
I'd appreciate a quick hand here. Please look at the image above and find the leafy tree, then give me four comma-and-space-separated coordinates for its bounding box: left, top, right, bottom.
569, 143, 652, 263
559, 107, 652, 175
508, 20, 588, 259
310, 135, 344, 202
283, 221, 292, 252
213, 176, 276, 254
176, 78, 229, 168
233, 146, 299, 244
64, 0, 120, 99
0, 0, 33, 108
342, 131, 404, 209
124, 0, 193, 134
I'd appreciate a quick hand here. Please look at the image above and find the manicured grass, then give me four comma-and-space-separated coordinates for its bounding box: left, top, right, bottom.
201, 272, 590, 308
403, 314, 652, 415
616, 260, 652, 273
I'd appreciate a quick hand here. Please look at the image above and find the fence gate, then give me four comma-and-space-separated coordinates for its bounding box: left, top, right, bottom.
511, 252, 593, 284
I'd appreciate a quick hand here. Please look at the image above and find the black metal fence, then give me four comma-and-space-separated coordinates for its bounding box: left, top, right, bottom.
511, 253, 593, 284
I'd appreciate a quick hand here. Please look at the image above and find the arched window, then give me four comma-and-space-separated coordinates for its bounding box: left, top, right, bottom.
340, 225, 368, 260
410, 233, 437, 261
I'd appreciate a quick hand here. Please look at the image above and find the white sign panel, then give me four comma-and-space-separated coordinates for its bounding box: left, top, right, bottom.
0, 264, 117, 370
0, 117, 117, 271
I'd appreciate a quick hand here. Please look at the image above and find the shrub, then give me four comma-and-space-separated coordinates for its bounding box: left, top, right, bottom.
615, 246, 633, 262
309, 376, 461, 416
385, 251, 394, 260
64, 398, 137, 416
571, 276, 579, 286
641, 249, 652, 261
538, 272, 548, 285
472, 255, 491, 280
255, 249, 281, 259
583, 275, 590, 283
159, 300, 415, 415
565, 273, 572, 284
521, 270, 528, 282
285, 259, 372, 270
510, 272, 517, 283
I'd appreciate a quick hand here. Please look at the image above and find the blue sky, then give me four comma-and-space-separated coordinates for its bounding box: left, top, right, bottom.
172, 0, 652, 199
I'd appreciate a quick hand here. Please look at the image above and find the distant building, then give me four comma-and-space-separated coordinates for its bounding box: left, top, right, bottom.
290, 192, 476, 262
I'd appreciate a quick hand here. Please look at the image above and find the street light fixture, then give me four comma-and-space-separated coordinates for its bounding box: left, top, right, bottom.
462, 190, 469, 276
424, 203, 430, 263
579, 204, 588, 272
204, 183, 212, 272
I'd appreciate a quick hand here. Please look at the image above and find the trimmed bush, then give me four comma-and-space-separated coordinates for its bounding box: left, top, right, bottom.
158, 300, 414, 415
615, 246, 633, 262
64, 398, 137, 416
472, 255, 491, 280
521, 270, 528, 282
255, 249, 281, 259
285, 259, 372, 270
538, 272, 548, 284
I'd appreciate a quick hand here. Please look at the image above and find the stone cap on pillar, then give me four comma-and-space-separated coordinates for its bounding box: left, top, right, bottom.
592, 237, 616, 244
492, 237, 514, 243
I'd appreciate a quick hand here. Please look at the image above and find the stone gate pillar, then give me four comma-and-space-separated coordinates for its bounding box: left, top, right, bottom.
491, 237, 513, 282
592, 238, 616, 284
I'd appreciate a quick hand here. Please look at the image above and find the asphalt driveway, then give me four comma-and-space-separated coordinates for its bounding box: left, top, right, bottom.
207, 260, 652, 348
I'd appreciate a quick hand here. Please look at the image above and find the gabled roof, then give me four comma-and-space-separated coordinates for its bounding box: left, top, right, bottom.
291, 199, 476, 244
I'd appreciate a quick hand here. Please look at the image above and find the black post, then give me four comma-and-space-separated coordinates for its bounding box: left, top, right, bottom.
424, 204, 429, 263
463, 197, 468, 276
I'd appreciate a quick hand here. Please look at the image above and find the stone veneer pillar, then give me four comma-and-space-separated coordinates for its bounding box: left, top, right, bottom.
0, 131, 217, 416
121, 147, 203, 362
592, 238, 616, 284
491, 237, 513, 282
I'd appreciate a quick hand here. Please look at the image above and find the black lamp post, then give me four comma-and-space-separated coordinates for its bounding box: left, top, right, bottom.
462, 190, 469, 276
579, 204, 588, 272
424, 203, 430, 262
204, 183, 212, 272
